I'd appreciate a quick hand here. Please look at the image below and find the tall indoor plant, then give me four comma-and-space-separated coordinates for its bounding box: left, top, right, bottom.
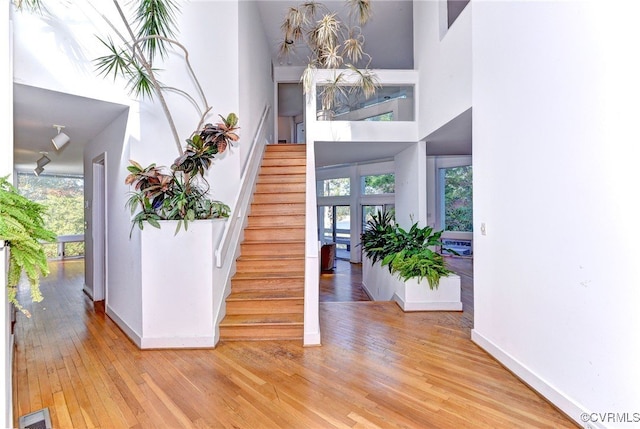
93, 0, 239, 232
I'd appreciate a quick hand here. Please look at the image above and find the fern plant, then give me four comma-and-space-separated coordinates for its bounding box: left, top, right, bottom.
360, 209, 454, 290
0, 176, 56, 316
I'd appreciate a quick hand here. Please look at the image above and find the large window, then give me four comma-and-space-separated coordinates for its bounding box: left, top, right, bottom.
318, 178, 350, 197
18, 173, 85, 258
362, 173, 394, 195
441, 166, 473, 232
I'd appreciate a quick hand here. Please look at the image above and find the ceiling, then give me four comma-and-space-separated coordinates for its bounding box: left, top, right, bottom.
13, 83, 128, 176
256, 1, 414, 69
12, 1, 470, 175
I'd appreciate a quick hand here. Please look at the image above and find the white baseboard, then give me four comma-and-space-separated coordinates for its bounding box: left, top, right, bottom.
106, 306, 141, 348
471, 329, 593, 428
394, 294, 463, 311
140, 336, 216, 349
304, 331, 321, 346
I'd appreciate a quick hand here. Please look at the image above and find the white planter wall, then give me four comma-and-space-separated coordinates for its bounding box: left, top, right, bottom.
362, 256, 462, 311
140, 219, 225, 348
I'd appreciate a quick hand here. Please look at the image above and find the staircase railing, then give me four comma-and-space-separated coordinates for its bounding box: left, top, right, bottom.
215, 104, 271, 268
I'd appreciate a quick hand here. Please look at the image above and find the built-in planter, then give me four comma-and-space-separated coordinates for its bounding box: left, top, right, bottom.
140, 219, 225, 348
362, 256, 462, 312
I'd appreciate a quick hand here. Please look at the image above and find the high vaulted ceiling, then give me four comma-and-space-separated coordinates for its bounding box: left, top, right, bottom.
12, 1, 422, 176
256, 1, 414, 69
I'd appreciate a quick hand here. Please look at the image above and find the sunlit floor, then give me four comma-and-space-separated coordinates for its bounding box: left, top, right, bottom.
12, 257, 576, 428
320, 256, 474, 322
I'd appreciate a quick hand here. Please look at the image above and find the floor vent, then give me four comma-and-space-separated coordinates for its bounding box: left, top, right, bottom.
18, 408, 52, 429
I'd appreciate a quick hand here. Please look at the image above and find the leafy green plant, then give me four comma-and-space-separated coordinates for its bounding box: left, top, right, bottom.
89, 1, 240, 233
360, 209, 454, 290
124, 114, 237, 234
0, 176, 56, 316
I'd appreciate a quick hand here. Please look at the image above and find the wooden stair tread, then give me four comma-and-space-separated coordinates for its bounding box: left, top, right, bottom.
227, 290, 304, 301
220, 313, 304, 326
232, 272, 304, 280
223, 143, 307, 341
237, 254, 304, 261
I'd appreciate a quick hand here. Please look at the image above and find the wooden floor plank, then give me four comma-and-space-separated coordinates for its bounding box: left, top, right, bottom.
12, 259, 576, 428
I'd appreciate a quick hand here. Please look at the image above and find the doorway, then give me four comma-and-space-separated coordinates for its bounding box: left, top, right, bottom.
91, 155, 106, 304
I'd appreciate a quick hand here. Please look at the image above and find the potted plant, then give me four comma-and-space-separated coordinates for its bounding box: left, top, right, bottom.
91, 1, 239, 346
280, 0, 380, 118
0, 176, 56, 317
360, 210, 462, 311
124, 115, 237, 235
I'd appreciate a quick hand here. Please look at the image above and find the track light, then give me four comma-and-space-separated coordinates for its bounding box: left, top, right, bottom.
36, 152, 50, 168
51, 124, 70, 150
34, 152, 50, 176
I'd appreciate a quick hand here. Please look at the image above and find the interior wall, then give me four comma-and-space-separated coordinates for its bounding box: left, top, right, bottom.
394, 142, 427, 229
414, 0, 471, 140
13, 2, 245, 345
83, 110, 137, 334
472, 2, 640, 424
1, 4, 12, 426
239, 1, 274, 164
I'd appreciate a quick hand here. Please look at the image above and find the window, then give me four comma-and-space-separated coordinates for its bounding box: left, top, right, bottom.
319, 205, 351, 260
362, 205, 395, 230
364, 112, 393, 122
440, 166, 473, 232
17, 173, 85, 258
362, 174, 394, 195
318, 178, 350, 197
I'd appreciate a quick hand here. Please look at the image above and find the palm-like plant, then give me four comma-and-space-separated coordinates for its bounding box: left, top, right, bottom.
279, 0, 380, 113
90, 1, 238, 232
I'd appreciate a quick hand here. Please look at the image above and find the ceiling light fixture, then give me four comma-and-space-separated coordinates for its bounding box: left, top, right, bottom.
51, 124, 70, 150
34, 152, 50, 176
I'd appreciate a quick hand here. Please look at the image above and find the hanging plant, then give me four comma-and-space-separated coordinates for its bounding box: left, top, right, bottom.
0, 176, 56, 316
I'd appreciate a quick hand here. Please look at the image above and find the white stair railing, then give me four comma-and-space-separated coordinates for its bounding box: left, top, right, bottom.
215, 104, 271, 268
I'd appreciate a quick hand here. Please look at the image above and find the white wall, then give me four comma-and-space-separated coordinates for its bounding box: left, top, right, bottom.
394, 142, 427, 229
13, 1, 246, 346
472, 2, 640, 426
83, 110, 138, 335
239, 1, 274, 158
1, 3, 12, 426
414, 0, 471, 140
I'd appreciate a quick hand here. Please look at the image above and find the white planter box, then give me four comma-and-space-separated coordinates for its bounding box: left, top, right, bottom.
140, 219, 225, 348
362, 256, 462, 312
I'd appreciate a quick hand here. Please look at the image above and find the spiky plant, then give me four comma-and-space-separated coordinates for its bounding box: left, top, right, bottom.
279, 0, 379, 112
0, 176, 56, 316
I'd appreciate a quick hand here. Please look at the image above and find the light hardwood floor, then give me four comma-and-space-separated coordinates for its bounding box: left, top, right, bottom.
12, 259, 576, 428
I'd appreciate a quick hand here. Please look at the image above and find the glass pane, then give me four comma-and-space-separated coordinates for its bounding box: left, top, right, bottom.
316, 85, 414, 121
364, 112, 393, 121
334, 206, 350, 260
362, 174, 395, 195
444, 166, 473, 232
17, 173, 85, 258
318, 178, 350, 197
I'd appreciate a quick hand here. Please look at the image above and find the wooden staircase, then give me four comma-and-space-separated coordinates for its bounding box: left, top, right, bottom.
219, 143, 306, 341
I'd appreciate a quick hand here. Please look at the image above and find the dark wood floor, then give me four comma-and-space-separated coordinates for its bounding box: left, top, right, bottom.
12, 258, 576, 428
